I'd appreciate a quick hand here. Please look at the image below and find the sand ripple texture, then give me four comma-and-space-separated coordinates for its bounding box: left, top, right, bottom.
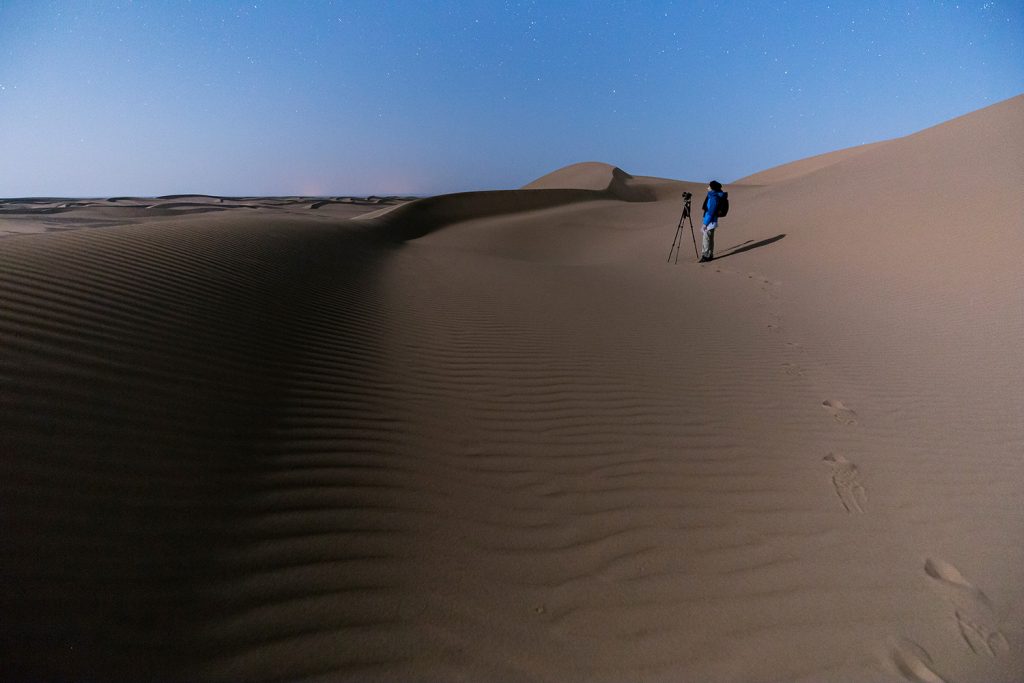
3, 98, 1024, 682
0, 205, 796, 682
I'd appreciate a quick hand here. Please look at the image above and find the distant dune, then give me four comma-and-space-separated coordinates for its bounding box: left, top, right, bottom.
0, 195, 414, 237
521, 160, 683, 201
1, 95, 1022, 682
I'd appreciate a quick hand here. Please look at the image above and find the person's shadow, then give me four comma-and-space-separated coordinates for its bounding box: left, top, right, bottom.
717, 233, 785, 259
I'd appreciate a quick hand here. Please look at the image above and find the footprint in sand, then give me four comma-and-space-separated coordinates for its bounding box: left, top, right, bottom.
781, 362, 804, 377
822, 399, 857, 425
924, 558, 1009, 657
890, 638, 947, 683
823, 453, 867, 513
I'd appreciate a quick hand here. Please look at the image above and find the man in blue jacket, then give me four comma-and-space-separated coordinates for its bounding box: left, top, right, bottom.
700, 180, 727, 262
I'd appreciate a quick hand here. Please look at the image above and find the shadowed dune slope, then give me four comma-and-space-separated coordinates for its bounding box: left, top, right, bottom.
1, 96, 1022, 682
353, 187, 612, 241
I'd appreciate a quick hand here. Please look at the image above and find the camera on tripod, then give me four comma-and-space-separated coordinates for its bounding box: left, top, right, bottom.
668, 191, 697, 264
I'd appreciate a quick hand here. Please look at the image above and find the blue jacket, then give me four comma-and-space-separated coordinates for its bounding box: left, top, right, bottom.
703, 190, 727, 226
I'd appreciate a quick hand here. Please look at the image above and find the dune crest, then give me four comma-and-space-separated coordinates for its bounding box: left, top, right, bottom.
523, 161, 684, 201
733, 141, 886, 185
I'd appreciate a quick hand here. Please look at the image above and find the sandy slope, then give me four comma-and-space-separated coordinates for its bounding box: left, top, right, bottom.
1, 96, 1022, 682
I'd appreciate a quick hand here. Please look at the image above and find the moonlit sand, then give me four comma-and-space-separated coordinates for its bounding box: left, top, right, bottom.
1, 96, 1022, 682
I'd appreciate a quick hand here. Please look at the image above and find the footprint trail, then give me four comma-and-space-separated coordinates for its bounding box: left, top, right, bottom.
822, 399, 857, 425
823, 453, 867, 513
890, 638, 948, 683
924, 557, 1010, 657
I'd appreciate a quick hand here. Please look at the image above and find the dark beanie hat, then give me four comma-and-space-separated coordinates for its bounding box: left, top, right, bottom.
709, 180, 723, 191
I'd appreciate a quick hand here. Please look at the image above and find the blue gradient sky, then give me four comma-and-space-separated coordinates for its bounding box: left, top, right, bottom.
1, 1, 1021, 197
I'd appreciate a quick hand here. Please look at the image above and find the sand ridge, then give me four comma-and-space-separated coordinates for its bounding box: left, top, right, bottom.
1, 96, 1022, 682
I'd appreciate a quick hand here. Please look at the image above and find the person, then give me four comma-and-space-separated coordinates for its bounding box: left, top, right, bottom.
700, 180, 727, 262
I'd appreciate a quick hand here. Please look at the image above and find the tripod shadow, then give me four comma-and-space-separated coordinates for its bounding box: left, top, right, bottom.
717, 233, 786, 260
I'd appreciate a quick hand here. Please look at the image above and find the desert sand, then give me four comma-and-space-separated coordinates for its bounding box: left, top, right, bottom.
1, 96, 1022, 682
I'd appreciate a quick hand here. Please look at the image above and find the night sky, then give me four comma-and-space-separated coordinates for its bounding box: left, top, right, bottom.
1, 1, 1021, 197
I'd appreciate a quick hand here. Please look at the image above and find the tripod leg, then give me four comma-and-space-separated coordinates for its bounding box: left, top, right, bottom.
668, 223, 682, 263
669, 201, 691, 265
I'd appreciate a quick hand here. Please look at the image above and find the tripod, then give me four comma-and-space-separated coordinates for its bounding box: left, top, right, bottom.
667, 192, 698, 264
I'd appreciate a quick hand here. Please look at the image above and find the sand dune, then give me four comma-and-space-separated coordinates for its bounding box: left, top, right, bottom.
1, 96, 1022, 682
733, 141, 886, 186
522, 161, 682, 201
0, 196, 413, 237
